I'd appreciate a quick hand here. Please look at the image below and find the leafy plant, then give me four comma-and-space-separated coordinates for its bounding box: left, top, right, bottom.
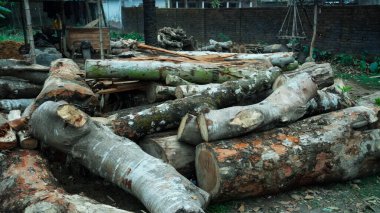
216, 33, 230, 42
337, 85, 353, 93
375, 98, 380, 106
334, 53, 355, 66
211, 0, 221, 8
110, 31, 144, 42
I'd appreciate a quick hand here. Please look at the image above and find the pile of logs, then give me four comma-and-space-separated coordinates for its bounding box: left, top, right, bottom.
157, 27, 197, 51
1, 47, 380, 213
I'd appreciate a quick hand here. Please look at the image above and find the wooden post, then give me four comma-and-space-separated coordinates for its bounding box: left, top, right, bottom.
97, 0, 105, 59
23, 0, 36, 64
309, 0, 318, 60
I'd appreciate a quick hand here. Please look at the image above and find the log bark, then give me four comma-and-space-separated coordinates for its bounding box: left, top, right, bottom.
198, 72, 318, 142
175, 83, 220, 98
146, 83, 176, 103
195, 106, 380, 201
7, 110, 38, 149
139, 131, 195, 177
0, 78, 42, 99
0, 59, 49, 84
209, 39, 233, 50
108, 67, 280, 140
30, 101, 210, 213
0, 149, 132, 212
25, 59, 98, 116
85, 58, 272, 83
0, 98, 34, 112
165, 74, 194, 86
273, 62, 334, 90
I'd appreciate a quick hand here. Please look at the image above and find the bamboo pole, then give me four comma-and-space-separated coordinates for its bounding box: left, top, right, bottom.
23, 0, 36, 64
309, 0, 318, 60
98, 0, 105, 59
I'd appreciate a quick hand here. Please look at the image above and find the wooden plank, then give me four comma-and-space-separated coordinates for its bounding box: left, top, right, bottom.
66, 27, 110, 51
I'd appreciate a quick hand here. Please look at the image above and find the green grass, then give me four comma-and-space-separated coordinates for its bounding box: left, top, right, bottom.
0, 27, 24, 42
206, 202, 235, 213
335, 72, 380, 89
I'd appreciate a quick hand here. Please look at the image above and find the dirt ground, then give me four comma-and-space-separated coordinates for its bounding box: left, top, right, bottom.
46, 78, 380, 213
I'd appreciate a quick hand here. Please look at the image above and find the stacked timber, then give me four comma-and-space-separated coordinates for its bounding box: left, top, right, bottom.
2, 46, 379, 213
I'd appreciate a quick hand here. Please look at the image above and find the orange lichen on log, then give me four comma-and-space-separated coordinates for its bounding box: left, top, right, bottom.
215, 148, 238, 161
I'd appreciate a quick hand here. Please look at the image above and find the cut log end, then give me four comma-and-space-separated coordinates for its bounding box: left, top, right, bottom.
0, 123, 17, 150
177, 114, 189, 141
175, 86, 185, 99
198, 114, 209, 142
57, 105, 87, 128
196, 146, 219, 198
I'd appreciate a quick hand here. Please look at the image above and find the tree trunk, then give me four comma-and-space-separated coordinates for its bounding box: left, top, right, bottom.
0, 98, 34, 112
0, 59, 49, 84
108, 67, 280, 140
30, 101, 209, 213
273, 62, 334, 90
0, 78, 42, 99
198, 72, 318, 142
0, 149, 132, 212
195, 106, 380, 201
25, 59, 98, 116
146, 83, 176, 103
143, 0, 157, 46
139, 131, 195, 177
175, 83, 220, 98
85, 59, 271, 83
165, 74, 194, 86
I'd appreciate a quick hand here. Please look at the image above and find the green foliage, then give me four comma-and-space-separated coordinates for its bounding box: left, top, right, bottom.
375, 98, 380, 106
369, 62, 379, 73
216, 33, 230, 42
110, 31, 144, 42
211, 0, 221, 8
335, 72, 380, 89
0, 1, 11, 19
206, 203, 234, 213
302, 46, 332, 61
0, 27, 24, 42
336, 85, 352, 93
334, 53, 356, 66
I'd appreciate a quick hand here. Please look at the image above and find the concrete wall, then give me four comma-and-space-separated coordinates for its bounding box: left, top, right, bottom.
122, 6, 380, 54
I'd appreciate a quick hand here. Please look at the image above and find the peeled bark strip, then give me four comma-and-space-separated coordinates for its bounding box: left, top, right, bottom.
140, 132, 195, 177
30, 101, 209, 213
0, 59, 49, 84
175, 83, 220, 98
0, 78, 42, 99
195, 106, 380, 201
85, 58, 271, 84
0, 98, 34, 112
0, 149, 131, 212
198, 73, 318, 142
146, 83, 176, 103
165, 74, 194, 86
109, 67, 280, 140
30, 59, 98, 116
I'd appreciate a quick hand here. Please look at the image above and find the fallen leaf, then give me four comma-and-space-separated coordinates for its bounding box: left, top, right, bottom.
238, 203, 245, 213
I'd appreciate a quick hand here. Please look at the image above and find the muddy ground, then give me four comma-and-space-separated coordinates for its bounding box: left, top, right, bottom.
47, 77, 380, 213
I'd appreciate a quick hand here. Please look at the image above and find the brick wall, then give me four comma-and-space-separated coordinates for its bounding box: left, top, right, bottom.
122, 6, 380, 54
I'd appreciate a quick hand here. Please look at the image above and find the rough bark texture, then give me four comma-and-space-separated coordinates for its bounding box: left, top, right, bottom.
146, 83, 176, 103
109, 67, 280, 140
175, 83, 220, 98
165, 74, 194, 86
139, 131, 195, 177
0, 98, 34, 112
30, 101, 209, 213
0, 149, 132, 212
85, 58, 272, 83
0, 78, 42, 99
28, 59, 98, 116
0, 59, 49, 84
0, 114, 17, 150
195, 106, 380, 201
198, 73, 318, 142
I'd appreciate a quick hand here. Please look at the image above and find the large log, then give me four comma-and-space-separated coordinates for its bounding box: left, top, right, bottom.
0, 149, 132, 212
0, 59, 49, 84
146, 83, 176, 103
30, 101, 210, 213
0, 98, 34, 112
85, 58, 272, 83
140, 131, 195, 177
108, 67, 281, 140
0, 77, 42, 99
195, 106, 380, 201
197, 72, 318, 142
25, 59, 98, 116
